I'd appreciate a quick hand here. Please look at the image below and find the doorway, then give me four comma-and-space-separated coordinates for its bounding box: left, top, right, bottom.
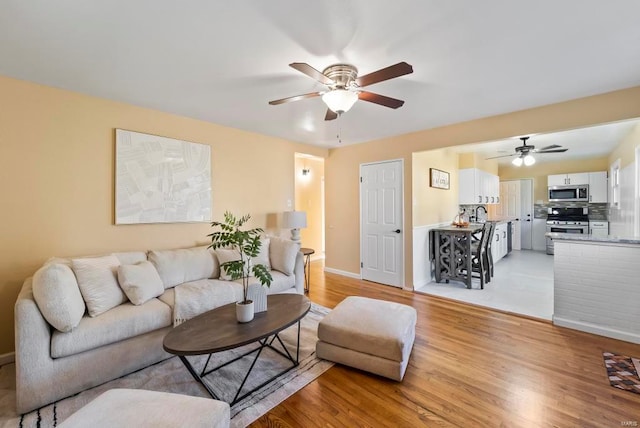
294, 154, 325, 258
360, 160, 404, 287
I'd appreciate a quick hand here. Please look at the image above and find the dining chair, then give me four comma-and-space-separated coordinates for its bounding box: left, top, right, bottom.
468, 222, 492, 289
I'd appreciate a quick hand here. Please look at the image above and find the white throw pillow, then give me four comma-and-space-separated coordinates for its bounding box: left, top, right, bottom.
117, 261, 164, 305
72, 255, 126, 317
32, 263, 86, 332
215, 249, 252, 280
252, 238, 271, 270
269, 237, 299, 276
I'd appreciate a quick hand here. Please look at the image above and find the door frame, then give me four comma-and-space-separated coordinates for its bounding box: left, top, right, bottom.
635, 146, 640, 236
359, 158, 405, 287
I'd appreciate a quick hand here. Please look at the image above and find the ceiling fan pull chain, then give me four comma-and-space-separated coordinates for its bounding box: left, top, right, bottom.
337, 112, 342, 143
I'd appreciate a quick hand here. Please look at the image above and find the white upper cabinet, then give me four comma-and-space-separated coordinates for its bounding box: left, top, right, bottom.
588, 171, 608, 203
547, 172, 590, 186
459, 168, 500, 205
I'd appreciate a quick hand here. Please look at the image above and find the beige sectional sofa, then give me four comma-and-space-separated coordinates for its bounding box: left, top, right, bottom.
15, 238, 303, 414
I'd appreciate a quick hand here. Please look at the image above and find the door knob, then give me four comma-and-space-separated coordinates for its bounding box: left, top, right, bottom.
526, 219, 531, 222
393, 229, 401, 233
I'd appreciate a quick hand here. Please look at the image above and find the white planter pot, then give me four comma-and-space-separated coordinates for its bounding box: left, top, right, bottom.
236, 300, 254, 323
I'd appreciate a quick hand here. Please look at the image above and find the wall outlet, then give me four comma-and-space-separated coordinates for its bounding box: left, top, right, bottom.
287, 199, 292, 208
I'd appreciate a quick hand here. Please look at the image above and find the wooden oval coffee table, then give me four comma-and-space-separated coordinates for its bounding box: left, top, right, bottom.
163, 294, 310, 405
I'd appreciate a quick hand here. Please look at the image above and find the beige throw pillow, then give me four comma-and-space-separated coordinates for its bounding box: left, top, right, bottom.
72, 255, 126, 317
215, 249, 252, 280
269, 237, 299, 276
117, 261, 164, 305
252, 238, 271, 270
32, 263, 86, 332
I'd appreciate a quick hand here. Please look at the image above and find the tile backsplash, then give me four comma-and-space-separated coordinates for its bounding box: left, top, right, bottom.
533, 202, 608, 220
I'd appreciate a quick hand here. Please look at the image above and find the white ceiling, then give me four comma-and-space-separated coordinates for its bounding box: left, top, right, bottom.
1, 1, 640, 148
453, 118, 640, 165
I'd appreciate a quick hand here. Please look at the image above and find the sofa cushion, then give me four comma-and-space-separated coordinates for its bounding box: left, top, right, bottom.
215, 248, 252, 280
148, 247, 219, 289
51, 299, 172, 358
72, 255, 127, 317
158, 280, 243, 311
32, 263, 86, 332
252, 237, 271, 270
269, 237, 299, 276
235, 270, 295, 295
117, 261, 164, 305
112, 251, 148, 265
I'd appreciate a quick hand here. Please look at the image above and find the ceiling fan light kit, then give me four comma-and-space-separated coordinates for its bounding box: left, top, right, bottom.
322, 89, 358, 114
490, 136, 567, 166
523, 154, 536, 166
512, 156, 524, 167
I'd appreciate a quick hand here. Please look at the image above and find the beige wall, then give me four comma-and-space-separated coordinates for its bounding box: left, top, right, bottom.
412, 149, 460, 226
499, 157, 610, 202
609, 122, 640, 168
458, 153, 499, 175
295, 156, 324, 253
0, 75, 327, 353
325, 85, 640, 287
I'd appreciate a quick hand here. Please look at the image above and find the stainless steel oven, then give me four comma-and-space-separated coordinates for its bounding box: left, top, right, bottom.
545, 207, 589, 255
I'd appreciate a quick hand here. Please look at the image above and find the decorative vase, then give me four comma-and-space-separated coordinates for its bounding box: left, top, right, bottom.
236, 300, 254, 323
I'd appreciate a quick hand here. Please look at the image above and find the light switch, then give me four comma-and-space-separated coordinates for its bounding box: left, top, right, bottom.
287, 199, 292, 208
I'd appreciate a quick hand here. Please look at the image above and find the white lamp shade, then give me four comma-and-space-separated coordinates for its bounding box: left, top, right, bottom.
322, 89, 358, 113
282, 211, 307, 229
511, 156, 523, 167
523, 154, 536, 166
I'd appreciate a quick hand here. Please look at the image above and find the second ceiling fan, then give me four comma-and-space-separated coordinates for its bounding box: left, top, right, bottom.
487, 136, 568, 166
268, 61, 413, 120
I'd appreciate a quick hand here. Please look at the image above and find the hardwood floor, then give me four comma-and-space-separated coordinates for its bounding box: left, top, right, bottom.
252, 260, 640, 427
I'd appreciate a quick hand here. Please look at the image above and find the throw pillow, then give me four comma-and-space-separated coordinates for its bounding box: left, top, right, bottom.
269, 236, 299, 276
252, 237, 271, 270
32, 263, 86, 332
117, 261, 164, 305
72, 255, 126, 317
215, 248, 252, 280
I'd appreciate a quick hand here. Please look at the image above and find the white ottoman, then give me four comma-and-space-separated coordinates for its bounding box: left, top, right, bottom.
316, 296, 417, 381
59, 389, 230, 428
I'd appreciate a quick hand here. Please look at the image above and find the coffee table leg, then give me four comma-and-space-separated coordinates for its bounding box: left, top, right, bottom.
178, 355, 220, 401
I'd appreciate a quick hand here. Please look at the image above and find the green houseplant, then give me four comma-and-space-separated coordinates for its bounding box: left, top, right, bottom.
208, 212, 272, 322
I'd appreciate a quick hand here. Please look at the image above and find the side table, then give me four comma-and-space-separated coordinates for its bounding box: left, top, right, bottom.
300, 248, 315, 293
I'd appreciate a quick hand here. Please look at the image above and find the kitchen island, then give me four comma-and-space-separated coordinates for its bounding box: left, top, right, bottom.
548, 232, 640, 344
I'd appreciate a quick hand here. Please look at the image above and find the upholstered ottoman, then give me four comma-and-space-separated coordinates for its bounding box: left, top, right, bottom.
59, 389, 230, 428
316, 296, 417, 381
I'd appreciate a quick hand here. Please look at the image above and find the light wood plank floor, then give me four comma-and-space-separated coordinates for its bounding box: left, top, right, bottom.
252, 260, 640, 427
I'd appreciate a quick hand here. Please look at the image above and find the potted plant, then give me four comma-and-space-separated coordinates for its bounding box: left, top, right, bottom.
208, 212, 272, 322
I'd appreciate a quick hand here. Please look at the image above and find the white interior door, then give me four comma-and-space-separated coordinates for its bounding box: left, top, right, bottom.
520, 179, 534, 250
360, 160, 403, 287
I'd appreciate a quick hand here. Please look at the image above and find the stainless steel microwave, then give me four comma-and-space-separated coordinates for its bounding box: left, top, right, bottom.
548, 185, 589, 202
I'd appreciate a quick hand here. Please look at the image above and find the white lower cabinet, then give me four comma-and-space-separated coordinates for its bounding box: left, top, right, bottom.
589, 221, 608, 236
491, 223, 509, 263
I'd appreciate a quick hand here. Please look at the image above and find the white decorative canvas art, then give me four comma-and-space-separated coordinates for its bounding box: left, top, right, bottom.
115, 129, 212, 224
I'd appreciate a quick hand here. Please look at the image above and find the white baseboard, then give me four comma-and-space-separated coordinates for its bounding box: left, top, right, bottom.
413, 278, 432, 290
0, 352, 15, 367
323, 267, 361, 279
553, 316, 640, 345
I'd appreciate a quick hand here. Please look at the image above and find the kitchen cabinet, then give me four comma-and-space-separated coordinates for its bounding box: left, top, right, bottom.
588, 171, 608, 203
547, 172, 589, 186
589, 220, 608, 236
459, 168, 500, 205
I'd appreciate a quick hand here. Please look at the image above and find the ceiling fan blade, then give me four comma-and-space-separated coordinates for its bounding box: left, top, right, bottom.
486, 153, 517, 160
324, 109, 338, 121
537, 149, 568, 153
536, 144, 562, 151
268, 92, 322, 105
356, 62, 413, 87
358, 91, 405, 109
289, 63, 334, 85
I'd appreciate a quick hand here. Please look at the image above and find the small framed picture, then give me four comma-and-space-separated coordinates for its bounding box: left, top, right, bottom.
429, 168, 450, 190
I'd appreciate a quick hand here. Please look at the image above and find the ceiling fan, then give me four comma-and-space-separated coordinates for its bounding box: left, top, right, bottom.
268, 61, 413, 120
486, 136, 568, 166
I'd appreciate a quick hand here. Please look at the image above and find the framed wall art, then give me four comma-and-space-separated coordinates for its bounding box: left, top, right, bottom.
115, 129, 212, 224
429, 168, 450, 190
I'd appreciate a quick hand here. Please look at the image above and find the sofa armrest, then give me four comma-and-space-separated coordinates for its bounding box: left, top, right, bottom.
293, 251, 304, 294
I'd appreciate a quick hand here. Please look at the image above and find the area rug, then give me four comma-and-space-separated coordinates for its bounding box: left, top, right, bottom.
603, 351, 640, 394
0, 302, 333, 428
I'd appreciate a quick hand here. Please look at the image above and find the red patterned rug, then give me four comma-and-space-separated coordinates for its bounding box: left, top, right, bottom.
603, 352, 640, 394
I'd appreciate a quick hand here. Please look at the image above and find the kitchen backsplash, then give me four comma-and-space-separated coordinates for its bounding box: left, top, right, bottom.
459, 204, 489, 221
534, 202, 608, 220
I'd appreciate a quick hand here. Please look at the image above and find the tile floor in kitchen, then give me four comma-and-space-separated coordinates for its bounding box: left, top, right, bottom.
414, 249, 553, 320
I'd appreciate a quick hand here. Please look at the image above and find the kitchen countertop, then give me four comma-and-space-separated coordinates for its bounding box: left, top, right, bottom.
546, 232, 640, 245
486, 216, 517, 224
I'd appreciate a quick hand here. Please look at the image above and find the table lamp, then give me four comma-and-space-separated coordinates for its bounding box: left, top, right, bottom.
282, 211, 307, 243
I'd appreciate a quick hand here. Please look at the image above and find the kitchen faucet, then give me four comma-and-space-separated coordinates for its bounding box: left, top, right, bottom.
475, 205, 488, 222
